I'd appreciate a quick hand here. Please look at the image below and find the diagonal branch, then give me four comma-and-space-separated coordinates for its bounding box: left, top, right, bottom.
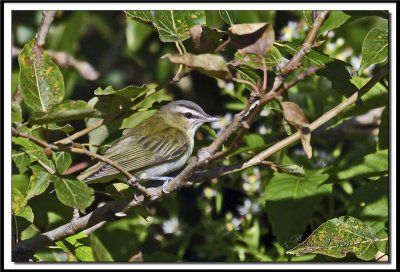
35, 11, 57, 47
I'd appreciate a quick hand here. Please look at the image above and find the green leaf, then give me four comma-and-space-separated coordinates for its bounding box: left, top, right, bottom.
12, 187, 27, 215
94, 84, 153, 100
337, 149, 388, 180
126, 11, 206, 42
163, 53, 232, 80
277, 41, 358, 97
359, 28, 388, 73
121, 110, 156, 129
286, 216, 379, 261
32, 123, 74, 134
264, 169, 331, 245
86, 95, 130, 153
26, 165, 51, 200
329, 77, 388, 128
52, 177, 94, 212
276, 164, 305, 177
90, 234, 114, 261
318, 11, 351, 34
243, 134, 265, 148
303, 11, 313, 29
56, 232, 95, 262
348, 177, 388, 227
18, 38, 65, 112
52, 152, 72, 174
219, 11, 235, 25
12, 136, 55, 173
378, 107, 388, 150
12, 149, 31, 173
30, 100, 99, 124
231, 46, 282, 70
126, 18, 153, 52
189, 25, 227, 53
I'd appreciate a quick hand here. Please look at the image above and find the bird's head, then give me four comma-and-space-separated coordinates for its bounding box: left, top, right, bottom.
158, 100, 219, 135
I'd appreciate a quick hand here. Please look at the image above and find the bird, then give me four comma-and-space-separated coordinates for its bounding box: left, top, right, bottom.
77, 100, 219, 190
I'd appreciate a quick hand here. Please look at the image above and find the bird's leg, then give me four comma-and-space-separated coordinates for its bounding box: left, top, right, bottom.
147, 176, 174, 194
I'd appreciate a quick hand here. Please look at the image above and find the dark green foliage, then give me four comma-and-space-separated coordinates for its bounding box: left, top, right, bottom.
11, 10, 389, 262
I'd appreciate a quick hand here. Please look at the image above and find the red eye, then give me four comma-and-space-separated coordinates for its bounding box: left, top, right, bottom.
184, 112, 193, 119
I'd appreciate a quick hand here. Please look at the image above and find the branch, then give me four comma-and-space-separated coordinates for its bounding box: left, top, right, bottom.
11, 127, 150, 196
12, 11, 334, 260
35, 11, 57, 47
192, 65, 388, 179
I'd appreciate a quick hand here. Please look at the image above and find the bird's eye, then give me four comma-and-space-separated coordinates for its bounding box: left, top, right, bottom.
184, 112, 193, 119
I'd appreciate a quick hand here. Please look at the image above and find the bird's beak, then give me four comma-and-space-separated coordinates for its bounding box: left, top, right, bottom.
204, 115, 220, 123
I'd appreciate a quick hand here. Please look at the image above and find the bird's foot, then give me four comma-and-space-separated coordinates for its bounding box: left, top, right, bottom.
147, 176, 173, 194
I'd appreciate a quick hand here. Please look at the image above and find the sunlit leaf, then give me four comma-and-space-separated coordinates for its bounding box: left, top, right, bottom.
30, 100, 99, 124
286, 216, 379, 261
121, 110, 157, 129
26, 165, 51, 200
231, 46, 282, 70
337, 149, 388, 180
126, 11, 206, 42
52, 177, 94, 212
359, 28, 388, 73
52, 151, 72, 174
18, 38, 64, 112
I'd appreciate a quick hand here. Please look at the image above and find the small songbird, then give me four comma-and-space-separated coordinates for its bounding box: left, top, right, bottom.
78, 100, 219, 188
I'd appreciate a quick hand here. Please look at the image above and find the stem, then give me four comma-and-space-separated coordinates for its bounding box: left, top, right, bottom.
35, 11, 57, 47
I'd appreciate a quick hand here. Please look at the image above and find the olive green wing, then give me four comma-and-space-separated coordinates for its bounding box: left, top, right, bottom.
78, 127, 189, 182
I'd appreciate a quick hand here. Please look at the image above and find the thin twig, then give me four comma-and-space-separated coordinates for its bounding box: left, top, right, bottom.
35, 11, 57, 47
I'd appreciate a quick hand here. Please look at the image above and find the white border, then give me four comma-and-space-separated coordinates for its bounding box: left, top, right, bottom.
4, 2, 396, 270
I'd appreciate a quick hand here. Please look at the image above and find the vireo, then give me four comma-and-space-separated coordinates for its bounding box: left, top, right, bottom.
78, 100, 219, 188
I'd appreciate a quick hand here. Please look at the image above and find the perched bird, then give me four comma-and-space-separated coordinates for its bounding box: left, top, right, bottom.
78, 100, 219, 188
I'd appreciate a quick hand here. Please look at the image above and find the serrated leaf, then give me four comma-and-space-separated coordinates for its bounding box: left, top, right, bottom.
286, 216, 379, 261
18, 38, 65, 112
164, 53, 232, 80
52, 152, 72, 174
26, 165, 51, 200
121, 110, 157, 129
359, 28, 388, 73
264, 170, 331, 245
228, 23, 275, 55
337, 149, 388, 180
378, 107, 388, 150
30, 100, 99, 124
231, 46, 282, 70
52, 177, 94, 212
126, 11, 206, 42
219, 11, 235, 25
